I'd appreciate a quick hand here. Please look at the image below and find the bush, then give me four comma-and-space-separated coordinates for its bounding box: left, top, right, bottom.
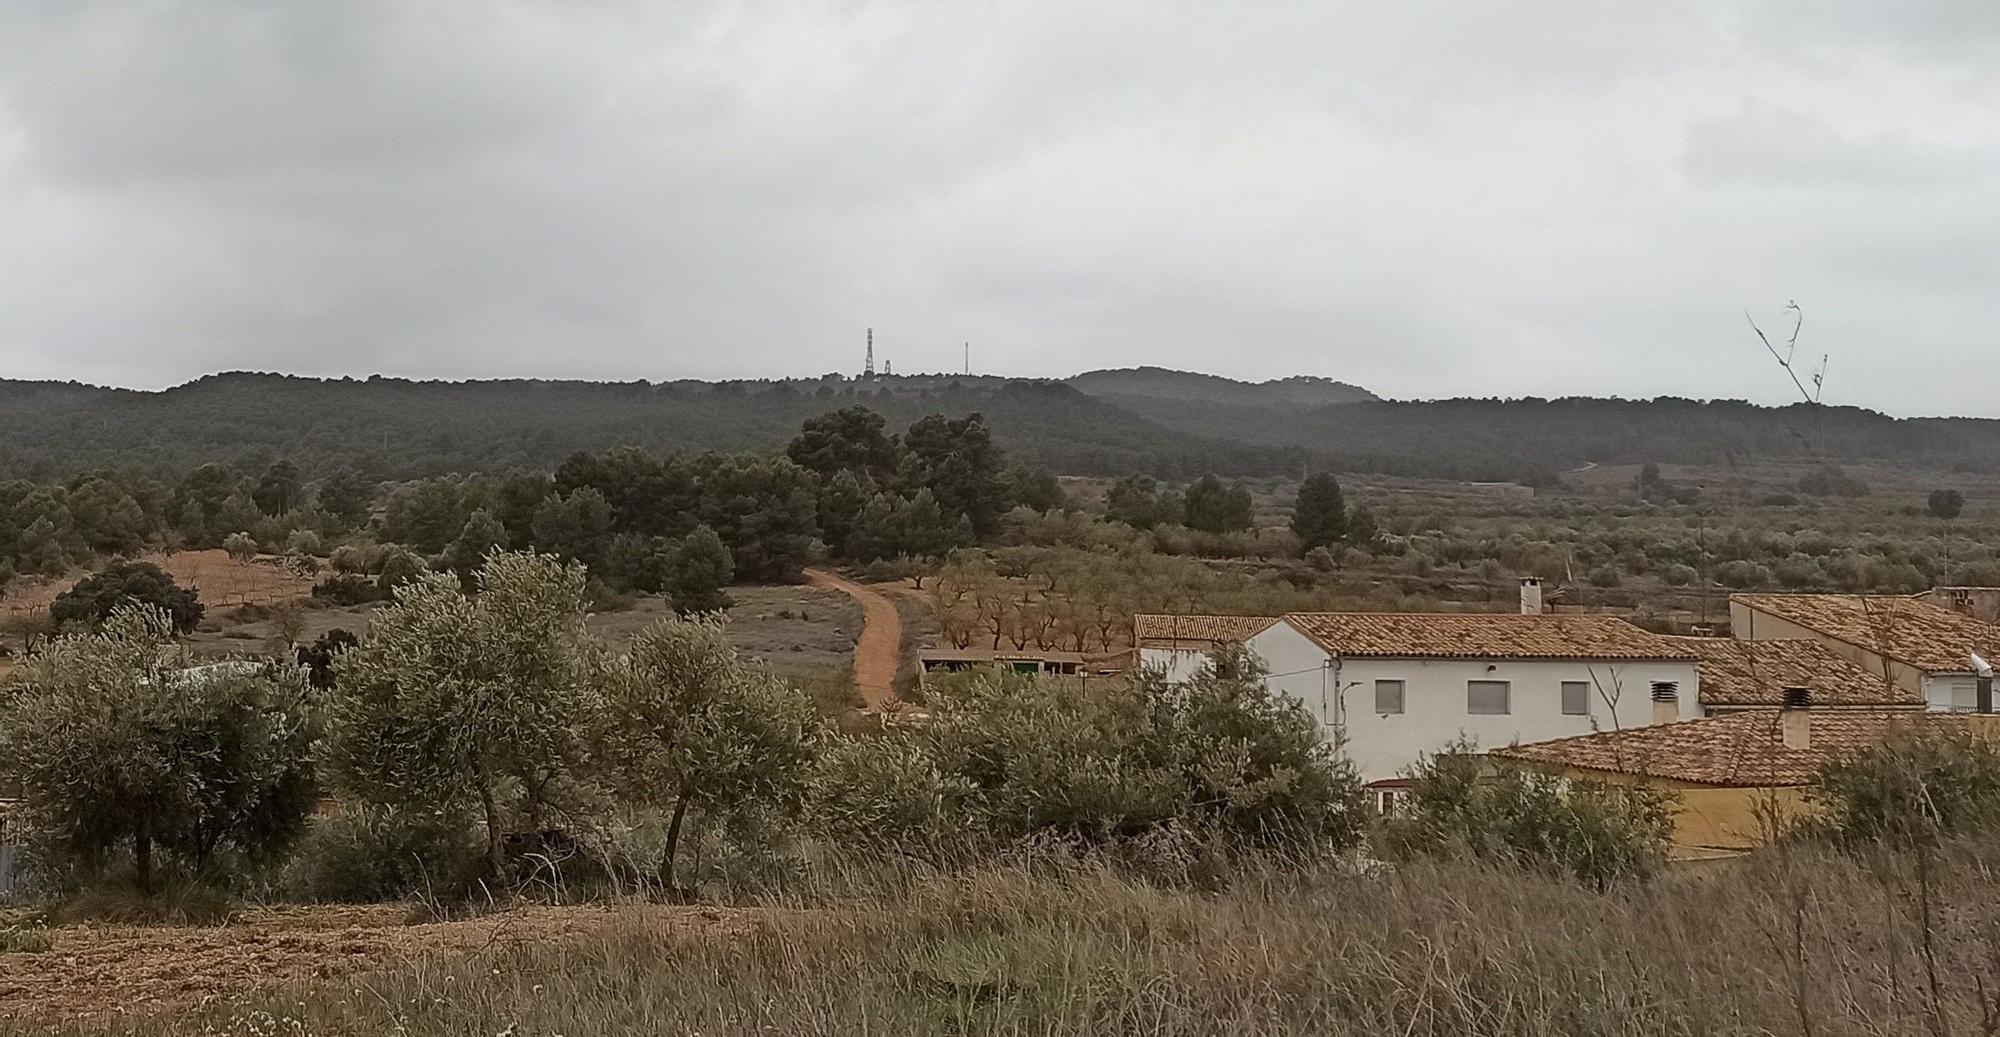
296, 628, 360, 689
284, 529, 323, 557
1804, 722, 2000, 845
328, 543, 384, 575
373, 545, 429, 595
1381, 745, 1674, 889
281, 807, 486, 904
48, 561, 204, 634
310, 574, 388, 606
222, 531, 259, 563
813, 660, 1366, 865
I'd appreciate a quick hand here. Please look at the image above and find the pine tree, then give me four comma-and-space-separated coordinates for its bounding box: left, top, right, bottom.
1291, 472, 1348, 550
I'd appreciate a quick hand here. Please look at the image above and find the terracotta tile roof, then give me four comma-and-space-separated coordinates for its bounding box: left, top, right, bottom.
1492, 711, 2000, 787
1281, 613, 1694, 661
1134, 614, 1278, 648
1661, 636, 1923, 710
1732, 594, 1997, 674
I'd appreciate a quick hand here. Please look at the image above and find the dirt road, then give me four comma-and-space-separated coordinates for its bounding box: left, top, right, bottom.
803, 568, 900, 709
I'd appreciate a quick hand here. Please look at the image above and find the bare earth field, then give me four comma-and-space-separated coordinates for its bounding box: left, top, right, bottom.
0, 550, 316, 616
0, 903, 768, 1023
171, 582, 863, 681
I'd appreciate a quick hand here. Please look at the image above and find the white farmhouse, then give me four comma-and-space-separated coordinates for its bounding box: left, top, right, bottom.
1730, 594, 1997, 712
1244, 613, 1701, 783
1133, 614, 1279, 684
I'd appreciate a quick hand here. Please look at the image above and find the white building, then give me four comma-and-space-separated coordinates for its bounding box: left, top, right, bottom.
1134, 614, 1279, 684
1730, 594, 1997, 712
1244, 612, 1701, 783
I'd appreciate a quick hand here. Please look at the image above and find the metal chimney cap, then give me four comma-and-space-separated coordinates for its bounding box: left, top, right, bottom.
1649, 681, 1679, 702
1782, 686, 1812, 710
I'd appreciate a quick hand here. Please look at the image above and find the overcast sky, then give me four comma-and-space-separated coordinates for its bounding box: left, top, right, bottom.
1, 2, 1995, 415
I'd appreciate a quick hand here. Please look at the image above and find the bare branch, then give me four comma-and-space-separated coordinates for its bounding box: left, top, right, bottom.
1747, 304, 1820, 405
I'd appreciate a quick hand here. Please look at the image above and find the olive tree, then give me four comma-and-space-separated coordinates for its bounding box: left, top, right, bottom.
598, 615, 820, 890
330, 550, 596, 878
813, 658, 1366, 859
0, 608, 317, 894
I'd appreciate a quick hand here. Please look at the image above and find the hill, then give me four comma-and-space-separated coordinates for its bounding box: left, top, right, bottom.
1105, 394, 2000, 481
4, 370, 1995, 484
1066, 366, 1379, 407
0, 373, 1306, 481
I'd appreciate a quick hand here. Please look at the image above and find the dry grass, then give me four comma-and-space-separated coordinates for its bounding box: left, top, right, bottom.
14, 838, 2000, 1035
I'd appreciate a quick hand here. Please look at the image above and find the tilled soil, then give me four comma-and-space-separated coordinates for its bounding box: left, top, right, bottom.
0, 903, 762, 1022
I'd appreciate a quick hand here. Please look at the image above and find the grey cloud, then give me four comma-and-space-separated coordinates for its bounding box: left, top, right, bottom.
1684, 102, 1988, 189
0, 1, 1996, 416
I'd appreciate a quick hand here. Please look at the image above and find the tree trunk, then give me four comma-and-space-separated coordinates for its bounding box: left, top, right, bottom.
133, 829, 155, 898
475, 772, 505, 882
659, 785, 692, 894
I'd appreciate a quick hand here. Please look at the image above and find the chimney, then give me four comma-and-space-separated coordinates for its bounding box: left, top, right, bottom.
1650, 681, 1679, 726
1781, 687, 1811, 751
1519, 577, 1544, 616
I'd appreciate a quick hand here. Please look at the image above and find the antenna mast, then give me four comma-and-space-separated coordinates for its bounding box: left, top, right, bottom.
964, 342, 970, 375
864, 328, 874, 378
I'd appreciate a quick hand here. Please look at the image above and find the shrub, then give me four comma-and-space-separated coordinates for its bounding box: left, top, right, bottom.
328, 543, 383, 575
284, 529, 323, 557
281, 807, 486, 903
310, 573, 387, 606
373, 545, 429, 595
296, 628, 360, 689
222, 531, 259, 563
814, 660, 1366, 864
48, 561, 204, 634
1382, 744, 1674, 889
1804, 722, 2000, 845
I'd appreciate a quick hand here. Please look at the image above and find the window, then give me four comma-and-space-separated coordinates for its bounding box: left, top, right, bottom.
1561, 681, 1590, 716
1374, 680, 1405, 715
1467, 680, 1511, 716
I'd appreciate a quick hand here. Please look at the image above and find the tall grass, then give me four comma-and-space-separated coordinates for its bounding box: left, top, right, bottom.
18, 837, 2000, 1036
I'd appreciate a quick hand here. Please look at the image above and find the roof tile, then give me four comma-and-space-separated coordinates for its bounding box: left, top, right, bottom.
1492, 711, 2000, 787
1662, 636, 1923, 709
1281, 613, 1692, 661
1733, 594, 1997, 673
1134, 614, 1278, 648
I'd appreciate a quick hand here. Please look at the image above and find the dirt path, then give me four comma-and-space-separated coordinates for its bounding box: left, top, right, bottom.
803, 568, 901, 709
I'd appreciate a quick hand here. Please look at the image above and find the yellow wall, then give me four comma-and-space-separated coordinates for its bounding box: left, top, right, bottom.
1536, 764, 1809, 852
1669, 786, 1807, 851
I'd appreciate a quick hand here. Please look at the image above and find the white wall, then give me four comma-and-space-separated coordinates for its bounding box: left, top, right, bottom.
1924, 673, 1982, 712
1245, 622, 1701, 782
1137, 646, 1221, 686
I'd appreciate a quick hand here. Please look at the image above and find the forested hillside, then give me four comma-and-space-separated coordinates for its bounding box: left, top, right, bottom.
1102, 394, 2000, 482
0, 373, 1302, 481
4, 371, 1994, 484
1065, 367, 1379, 406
